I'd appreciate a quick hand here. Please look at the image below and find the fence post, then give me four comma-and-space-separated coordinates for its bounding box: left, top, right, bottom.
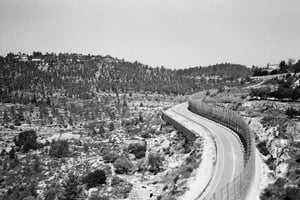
221, 186, 223, 200
213, 193, 216, 200
239, 174, 242, 199
227, 182, 229, 200
233, 177, 236, 200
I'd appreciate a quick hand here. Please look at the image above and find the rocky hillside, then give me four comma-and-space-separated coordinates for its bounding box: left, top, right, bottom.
203, 85, 300, 200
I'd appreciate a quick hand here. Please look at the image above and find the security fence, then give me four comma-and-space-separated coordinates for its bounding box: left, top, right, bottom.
188, 97, 255, 200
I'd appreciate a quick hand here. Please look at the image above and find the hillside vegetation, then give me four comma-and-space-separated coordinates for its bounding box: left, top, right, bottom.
0, 52, 251, 104
177, 63, 251, 78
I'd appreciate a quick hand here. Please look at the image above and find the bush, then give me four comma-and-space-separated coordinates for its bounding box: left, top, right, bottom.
113, 156, 133, 174
101, 148, 118, 163
88, 194, 110, 200
63, 174, 83, 199
3, 182, 37, 200
33, 155, 42, 172
49, 140, 70, 158
13, 130, 38, 153
206, 90, 210, 96
128, 142, 147, 159
250, 87, 271, 98
260, 184, 300, 200
98, 125, 105, 135
108, 122, 114, 131
286, 107, 300, 118
179, 165, 193, 178
9, 148, 16, 159
256, 141, 269, 156
44, 184, 64, 200
83, 169, 107, 189
111, 176, 124, 186
110, 178, 133, 199
140, 131, 151, 139
14, 119, 22, 126
136, 159, 147, 173
148, 153, 163, 174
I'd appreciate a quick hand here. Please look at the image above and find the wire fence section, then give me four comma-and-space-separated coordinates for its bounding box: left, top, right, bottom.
188, 98, 255, 200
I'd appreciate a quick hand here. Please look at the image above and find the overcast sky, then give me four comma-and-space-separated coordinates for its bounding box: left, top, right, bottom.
0, 0, 299, 68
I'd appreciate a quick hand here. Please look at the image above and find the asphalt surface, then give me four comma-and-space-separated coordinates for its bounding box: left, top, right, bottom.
166, 102, 244, 200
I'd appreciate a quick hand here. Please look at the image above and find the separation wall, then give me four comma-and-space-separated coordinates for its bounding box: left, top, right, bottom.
188, 97, 255, 200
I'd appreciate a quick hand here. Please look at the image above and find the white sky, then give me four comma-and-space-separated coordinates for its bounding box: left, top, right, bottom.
0, 0, 299, 68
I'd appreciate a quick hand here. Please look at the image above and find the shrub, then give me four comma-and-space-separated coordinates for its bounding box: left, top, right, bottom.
33, 155, 42, 172
108, 122, 114, 131
265, 156, 276, 170
141, 131, 151, 139
90, 127, 97, 136
49, 140, 70, 158
256, 141, 269, 156
111, 176, 124, 186
88, 194, 110, 200
113, 156, 133, 174
250, 87, 271, 98
9, 148, 16, 159
101, 148, 118, 163
148, 153, 163, 174
9, 157, 20, 170
0, 149, 6, 156
138, 112, 144, 122
260, 184, 300, 200
98, 125, 105, 135
63, 174, 83, 199
44, 184, 64, 200
136, 159, 147, 173
83, 143, 89, 152
128, 142, 147, 159
4, 182, 37, 200
286, 107, 300, 118
110, 178, 133, 199
14, 119, 22, 126
179, 165, 193, 178
83, 169, 107, 189
13, 130, 38, 153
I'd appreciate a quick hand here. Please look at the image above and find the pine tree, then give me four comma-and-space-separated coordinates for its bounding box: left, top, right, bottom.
3, 110, 9, 123
98, 125, 105, 135
46, 97, 51, 106
108, 122, 114, 131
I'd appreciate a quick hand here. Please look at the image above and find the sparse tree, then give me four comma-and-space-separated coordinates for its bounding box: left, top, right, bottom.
13, 130, 38, 153
3, 110, 9, 123
148, 153, 163, 174
83, 170, 106, 189
206, 90, 210, 96
108, 122, 114, 131
49, 140, 69, 158
98, 125, 105, 135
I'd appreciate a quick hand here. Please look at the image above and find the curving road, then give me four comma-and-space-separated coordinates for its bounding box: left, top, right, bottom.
165, 102, 244, 200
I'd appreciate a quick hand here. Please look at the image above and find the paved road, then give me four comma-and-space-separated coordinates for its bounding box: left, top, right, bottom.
166, 102, 244, 200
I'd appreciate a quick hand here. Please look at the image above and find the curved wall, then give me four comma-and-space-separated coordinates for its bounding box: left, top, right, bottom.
188, 97, 255, 200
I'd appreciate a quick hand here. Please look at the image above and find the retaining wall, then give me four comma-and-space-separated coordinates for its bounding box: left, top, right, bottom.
162, 111, 196, 142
